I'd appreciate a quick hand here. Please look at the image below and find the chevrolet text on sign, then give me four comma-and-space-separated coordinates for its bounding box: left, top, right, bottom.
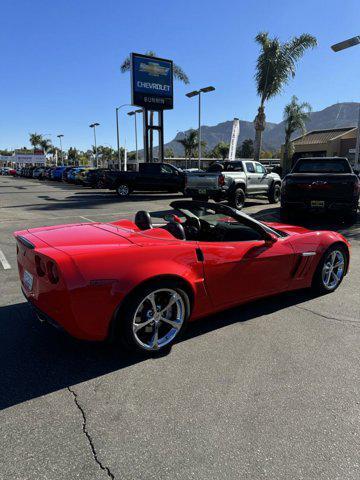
131, 53, 173, 110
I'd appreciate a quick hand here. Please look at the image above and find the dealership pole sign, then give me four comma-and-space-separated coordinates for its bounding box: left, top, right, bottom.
131, 53, 173, 111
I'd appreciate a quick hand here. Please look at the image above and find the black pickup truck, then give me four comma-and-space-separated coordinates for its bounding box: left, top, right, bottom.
101, 163, 185, 197
281, 157, 359, 222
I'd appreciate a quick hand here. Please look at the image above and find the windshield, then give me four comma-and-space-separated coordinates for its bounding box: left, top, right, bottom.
293, 158, 351, 173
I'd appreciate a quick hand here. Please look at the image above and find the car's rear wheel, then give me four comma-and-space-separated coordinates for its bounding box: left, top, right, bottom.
311, 245, 348, 294
119, 281, 190, 354
229, 187, 245, 210
268, 183, 281, 203
116, 184, 131, 197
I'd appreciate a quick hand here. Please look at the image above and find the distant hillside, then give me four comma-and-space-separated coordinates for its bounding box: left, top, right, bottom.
162, 102, 359, 156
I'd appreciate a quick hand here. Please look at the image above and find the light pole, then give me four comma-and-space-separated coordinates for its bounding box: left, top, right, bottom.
186, 86, 215, 170
331, 35, 360, 169
89, 123, 100, 167
127, 109, 143, 167
57, 134, 64, 166
116, 104, 131, 170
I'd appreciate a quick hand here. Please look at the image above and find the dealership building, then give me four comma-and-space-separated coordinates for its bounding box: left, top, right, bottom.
286, 126, 358, 165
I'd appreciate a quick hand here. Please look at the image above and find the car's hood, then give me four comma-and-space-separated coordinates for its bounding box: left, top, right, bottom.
23, 223, 134, 255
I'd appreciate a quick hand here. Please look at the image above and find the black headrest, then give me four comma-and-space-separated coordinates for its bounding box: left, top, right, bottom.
135, 210, 152, 231
164, 221, 186, 240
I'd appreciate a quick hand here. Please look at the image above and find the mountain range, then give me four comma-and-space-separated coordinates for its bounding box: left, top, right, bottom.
163, 102, 359, 156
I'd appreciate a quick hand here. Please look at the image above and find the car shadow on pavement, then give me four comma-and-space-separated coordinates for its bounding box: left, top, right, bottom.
0, 288, 316, 411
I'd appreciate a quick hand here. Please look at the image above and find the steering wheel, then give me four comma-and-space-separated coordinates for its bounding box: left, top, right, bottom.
183, 216, 201, 240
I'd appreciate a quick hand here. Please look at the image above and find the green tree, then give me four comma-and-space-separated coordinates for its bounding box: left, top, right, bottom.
176, 130, 199, 159
237, 138, 254, 158
39, 138, 53, 155
29, 133, 43, 150
283, 95, 312, 173
68, 147, 78, 164
164, 147, 174, 158
253, 32, 317, 161
213, 142, 230, 160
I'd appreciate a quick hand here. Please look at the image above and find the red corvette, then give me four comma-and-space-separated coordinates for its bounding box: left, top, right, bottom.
14, 201, 350, 353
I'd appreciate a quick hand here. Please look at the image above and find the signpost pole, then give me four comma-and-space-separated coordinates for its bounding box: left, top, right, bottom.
159, 111, 164, 162
116, 107, 121, 170
143, 109, 149, 164
198, 92, 201, 171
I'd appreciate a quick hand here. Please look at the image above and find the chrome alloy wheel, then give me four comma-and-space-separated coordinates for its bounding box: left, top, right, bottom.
117, 184, 129, 196
321, 250, 345, 290
132, 289, 185, 351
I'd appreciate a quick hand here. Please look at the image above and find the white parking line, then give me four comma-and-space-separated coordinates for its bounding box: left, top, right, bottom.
79, 216, 95, 222
0, 249, 11, 270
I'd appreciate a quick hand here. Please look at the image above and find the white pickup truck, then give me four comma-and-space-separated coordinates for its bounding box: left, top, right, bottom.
185, 160, 282, 209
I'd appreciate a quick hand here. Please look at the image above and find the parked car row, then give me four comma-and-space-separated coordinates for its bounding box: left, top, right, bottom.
5, 157, 359, 222
0, 166, 16, 176
12, 165, 108, 187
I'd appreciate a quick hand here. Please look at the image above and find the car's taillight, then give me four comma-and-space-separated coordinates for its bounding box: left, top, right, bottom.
35, 255, 46, 277
47, 261, 59, 284
218, 174, 225, 187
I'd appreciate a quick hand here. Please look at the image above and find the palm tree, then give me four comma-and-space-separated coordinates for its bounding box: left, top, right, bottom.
283, 96, 312, 173
177, 130, 198, 166
29, 133, 43, 151
121, 50, 189, 84
121, 51, 189, 161
253, 32, 317, 161
39, 138, 53, 154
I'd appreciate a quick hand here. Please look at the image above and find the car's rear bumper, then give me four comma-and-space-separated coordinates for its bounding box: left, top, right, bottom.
185, 187, 228, 199
281, 197, 359, 213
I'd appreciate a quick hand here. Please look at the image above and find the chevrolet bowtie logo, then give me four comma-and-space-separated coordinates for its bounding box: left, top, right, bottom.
139, 62, 169, 77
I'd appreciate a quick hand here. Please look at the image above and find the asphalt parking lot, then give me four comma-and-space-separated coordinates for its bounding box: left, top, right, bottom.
1, 176, 360, 480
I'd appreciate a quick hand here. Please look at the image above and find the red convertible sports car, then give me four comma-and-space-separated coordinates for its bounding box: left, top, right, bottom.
15, 201, 350, 354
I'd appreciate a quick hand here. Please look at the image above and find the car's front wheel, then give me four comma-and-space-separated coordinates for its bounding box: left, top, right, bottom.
268, 183, 281, 203
119, 281, 190, 354
311, 245, 348, 294
116, 184, 131, 197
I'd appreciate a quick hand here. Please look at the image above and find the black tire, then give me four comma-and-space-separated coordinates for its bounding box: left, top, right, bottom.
268, 183, 281, 204
229, 187, 245, 210
116, 184, 131, 197
116, 279, 191, 355
311, 244, 348, 295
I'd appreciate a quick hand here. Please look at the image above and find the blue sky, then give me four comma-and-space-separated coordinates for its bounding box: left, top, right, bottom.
1, 0, 359, 151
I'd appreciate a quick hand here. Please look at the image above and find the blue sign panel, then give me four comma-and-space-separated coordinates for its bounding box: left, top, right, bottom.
131, 53, 173, 110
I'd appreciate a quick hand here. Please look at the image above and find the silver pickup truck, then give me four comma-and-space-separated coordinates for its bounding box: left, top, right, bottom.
185, 160, 282, 209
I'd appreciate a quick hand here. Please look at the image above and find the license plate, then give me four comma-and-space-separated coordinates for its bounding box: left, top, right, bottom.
311, 200, 325, 207
23, 270, 33, 291
198, 189, 207, 195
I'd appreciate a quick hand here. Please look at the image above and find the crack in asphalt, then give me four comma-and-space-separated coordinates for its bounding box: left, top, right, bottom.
67, 387, 115, 480
295, 305, 360, 328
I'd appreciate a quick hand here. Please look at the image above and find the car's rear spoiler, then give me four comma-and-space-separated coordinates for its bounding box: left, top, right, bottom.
16, 235, 35, 249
